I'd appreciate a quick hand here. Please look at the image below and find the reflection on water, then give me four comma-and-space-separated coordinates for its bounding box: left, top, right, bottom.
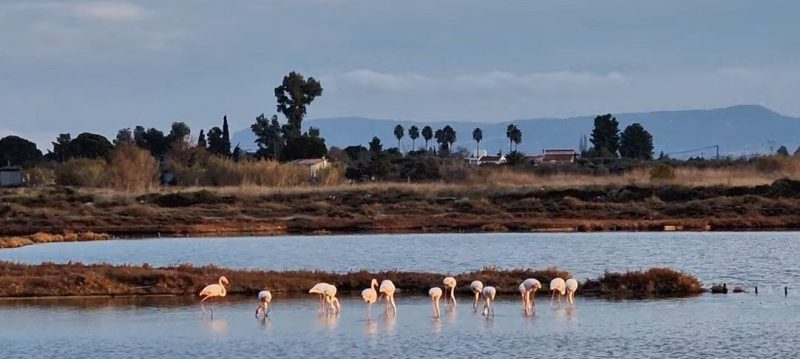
1, 295, 799, 357
2, 232, 799, 289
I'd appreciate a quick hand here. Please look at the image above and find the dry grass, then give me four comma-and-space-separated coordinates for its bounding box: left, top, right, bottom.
581, 268, 703, 299
0, 232, 110, 249
0, 261, 701, 299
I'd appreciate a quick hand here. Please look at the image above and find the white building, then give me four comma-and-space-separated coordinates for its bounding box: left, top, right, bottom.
0, 166, 24, 187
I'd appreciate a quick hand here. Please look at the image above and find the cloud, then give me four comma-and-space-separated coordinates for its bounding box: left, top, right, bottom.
6, 1, 148, 22
325, 69, 628, 94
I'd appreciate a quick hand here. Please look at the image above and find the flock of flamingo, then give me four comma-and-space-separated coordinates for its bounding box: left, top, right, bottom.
199, 275, 579, 319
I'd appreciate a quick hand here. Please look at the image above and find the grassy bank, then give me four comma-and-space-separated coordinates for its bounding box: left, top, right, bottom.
0, 261, 702, 299
2, 179, 800, 241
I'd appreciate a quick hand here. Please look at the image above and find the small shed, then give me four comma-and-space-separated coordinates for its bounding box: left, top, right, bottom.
0, 166, 24, 187
292, 158, 329, 178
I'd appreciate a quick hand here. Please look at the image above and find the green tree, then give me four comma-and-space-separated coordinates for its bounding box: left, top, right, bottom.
368, 136, 383, 152
421, 126, 433, 150
206, 127, 228, 156
280, 134, 327, 161
393, 124, 404, 150
274, 71, 323, 138
51, 133, 72, 162
590, 114, 620, 157
308, 126, 320, 138
168, 122, 191, 145
134, 127, 169, 158
0, 135, 43, 167
619, 123, 654, 160
472, 128, 483, 157
197, 129, 207, 148
70, 133, 114, 159
114, 128, 134, 146
251, 114, 284, 159
232, 144, 242, 162
222, 115, 231, 151
506, 124, 515, 152
408, 125, 419, 150
510, 126, 522, 151
776, 145, 790, 156
443, 125, 456, 150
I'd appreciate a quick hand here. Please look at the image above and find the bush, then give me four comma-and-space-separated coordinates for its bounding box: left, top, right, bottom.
55, 158, 107, 187
105, 144, 159, 191
649, 163, 676, 182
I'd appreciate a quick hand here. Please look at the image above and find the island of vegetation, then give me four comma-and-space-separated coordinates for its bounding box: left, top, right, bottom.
0, 261, 702, 300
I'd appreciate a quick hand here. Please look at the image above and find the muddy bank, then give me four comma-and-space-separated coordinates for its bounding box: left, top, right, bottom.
0, 261, 702, 299
3, 181, 800, 241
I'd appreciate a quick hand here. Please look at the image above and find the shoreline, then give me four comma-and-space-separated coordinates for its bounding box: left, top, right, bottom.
0, 262, 703, 300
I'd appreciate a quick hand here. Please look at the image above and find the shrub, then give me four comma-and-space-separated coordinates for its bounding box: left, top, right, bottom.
55, 158, 107, 187
105, 144, 159, 191
650, 163, 676, 182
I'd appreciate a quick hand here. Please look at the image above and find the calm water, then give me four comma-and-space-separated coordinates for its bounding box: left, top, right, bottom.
1, 294, 799, 358
2, 232, 800, 357
1, 232, 799, 289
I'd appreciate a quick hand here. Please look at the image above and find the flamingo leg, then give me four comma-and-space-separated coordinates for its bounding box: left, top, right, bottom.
389, 295, 397, 316
450, 287, 457, 307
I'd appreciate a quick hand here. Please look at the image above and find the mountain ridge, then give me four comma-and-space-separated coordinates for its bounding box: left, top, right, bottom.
232, 105, 800, 157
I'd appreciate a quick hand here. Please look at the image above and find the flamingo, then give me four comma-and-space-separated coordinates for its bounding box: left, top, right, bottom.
470, 280, 484, 311
428, 287, 443, 318
255, 290, 272, 318
523, 278, 542, 314
550, 278, 566, 305
481, 286, 496, 316
323, 284, 340, 314
309, 282, 330, 311
199, 276, 229, 316
379, 279, 397, 316
565, 278, 578, 306
361, 279, 379, 315
443, 277, 457, 306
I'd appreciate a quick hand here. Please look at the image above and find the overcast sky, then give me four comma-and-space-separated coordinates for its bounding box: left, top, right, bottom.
1, 0, 799, 150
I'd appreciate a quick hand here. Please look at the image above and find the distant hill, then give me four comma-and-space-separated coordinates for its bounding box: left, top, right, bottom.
232, 105, 800, 158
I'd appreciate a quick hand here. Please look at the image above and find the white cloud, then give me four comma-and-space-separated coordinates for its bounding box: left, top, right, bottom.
325, 69, 628, 94
5, 1, 147, 22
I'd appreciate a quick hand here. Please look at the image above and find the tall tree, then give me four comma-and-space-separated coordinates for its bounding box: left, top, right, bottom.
472, 128, 483, 157
443, 126, 456, 149
619, 123, 654, 160
510, 126, 522, 151
70, 133, 114, 159
251, 114, 284, 159
197, 129, 207, 148
114, 128, 134, 146
135, 128, 169, 159
274, 72, 323, 138
0, 135, 43, 167
220, 116, 231, 154
434, 128, 445, 150
393, 124, 404, 150
168, 122, 191, 145
51, 133, 72, 162
421, 126, 433, 150
408, 125, 419, 150
506, 124, 517, 152
590, 114, 621, 157
206, 127, 228, 156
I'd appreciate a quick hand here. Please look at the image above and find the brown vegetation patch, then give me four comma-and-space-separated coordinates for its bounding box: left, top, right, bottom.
0, 262, 700, 300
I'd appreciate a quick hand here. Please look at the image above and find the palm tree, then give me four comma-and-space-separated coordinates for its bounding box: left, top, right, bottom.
506, 124, 516, 153
393, 124, 404, 150
422, 126, 433, 151
408, 125, 420, 150
443, 125, 456, 150
511, 127, 522, 151
472, 128, 483, 158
